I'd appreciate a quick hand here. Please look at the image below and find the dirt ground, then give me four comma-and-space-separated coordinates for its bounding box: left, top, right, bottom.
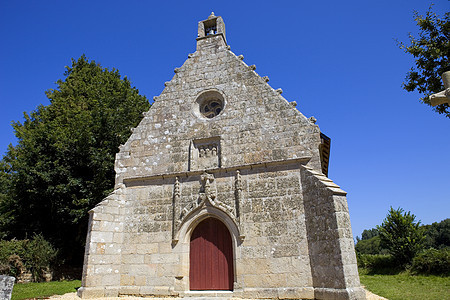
49, 288, 388, 300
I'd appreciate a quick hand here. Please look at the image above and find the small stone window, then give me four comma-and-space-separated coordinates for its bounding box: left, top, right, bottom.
194, 90, 225, 120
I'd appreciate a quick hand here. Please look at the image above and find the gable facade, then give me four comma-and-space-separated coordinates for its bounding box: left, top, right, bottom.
77, 13, 365, 300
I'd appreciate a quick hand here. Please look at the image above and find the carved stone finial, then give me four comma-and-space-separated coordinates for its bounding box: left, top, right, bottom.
262, 76, 269, 82
234, 170, 242, 219
172, 177, 181, 243
238, 55, 244, 60
276, 88, 283, 94
249, 65, 256, 71
164, 82, 169, 87
235, 170, 242, 192
290, 101, 297, 107
308, 116, 317, 124
174, 68, 180, 73
209, 12, 215, 18
174, 177, 181, 198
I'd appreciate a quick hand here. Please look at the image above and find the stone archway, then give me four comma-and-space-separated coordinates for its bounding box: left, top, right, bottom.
174, 206, 242, 293
189, 217, 234, 290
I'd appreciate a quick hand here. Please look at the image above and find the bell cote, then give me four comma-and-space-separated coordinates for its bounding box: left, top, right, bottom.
196, 12, 227, 50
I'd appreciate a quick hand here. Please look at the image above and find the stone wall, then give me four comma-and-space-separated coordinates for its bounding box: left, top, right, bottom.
238, 163, 314, 299
81, 161, 319, 298
113, 32, 321, 187
78, 190, 125, 298
79, 161, 366, 299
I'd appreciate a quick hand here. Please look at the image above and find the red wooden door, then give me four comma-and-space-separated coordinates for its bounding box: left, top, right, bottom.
190, 217, 234, 290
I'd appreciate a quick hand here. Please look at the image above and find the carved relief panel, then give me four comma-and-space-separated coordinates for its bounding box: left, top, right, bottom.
189, 137, 221, 171
172, 170, 244, 243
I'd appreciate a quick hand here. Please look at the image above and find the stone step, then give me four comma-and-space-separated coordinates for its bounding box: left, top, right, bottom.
183, 290, 234, 299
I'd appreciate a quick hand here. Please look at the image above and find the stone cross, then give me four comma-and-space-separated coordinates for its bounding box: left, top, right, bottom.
430, 71, 450, 106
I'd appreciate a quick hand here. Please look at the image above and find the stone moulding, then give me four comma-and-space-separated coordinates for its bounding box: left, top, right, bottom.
302, 165, 347, 195
122, 156, 311, 187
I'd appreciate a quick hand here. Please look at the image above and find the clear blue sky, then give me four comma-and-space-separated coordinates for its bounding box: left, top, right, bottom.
0, 0, 449, 238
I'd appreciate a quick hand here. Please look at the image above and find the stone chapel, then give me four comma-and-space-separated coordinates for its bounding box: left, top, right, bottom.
78, 13, 365, 300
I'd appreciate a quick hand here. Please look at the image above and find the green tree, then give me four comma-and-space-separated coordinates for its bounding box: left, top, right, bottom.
423, 218, 450, 249
355, 235, 389, 255
398, 6, 450, 117
361, 228, 379, 240
355, 228, 389, 255
377, 207, 425, 266
0, 55, 150, 265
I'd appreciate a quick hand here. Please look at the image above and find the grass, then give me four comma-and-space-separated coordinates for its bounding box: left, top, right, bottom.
359, 269, 450, 300
9, 274, 450, 300
11, 280, 81, 300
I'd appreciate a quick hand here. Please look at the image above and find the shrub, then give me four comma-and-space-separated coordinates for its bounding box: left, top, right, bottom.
26, 234, 58, 281
0, 234, 58, 281
357, 254, 393, 269
357, 254, 400, 274
0, 238, 27, 262
411, 248, 450, 275
7, 254, 26, 278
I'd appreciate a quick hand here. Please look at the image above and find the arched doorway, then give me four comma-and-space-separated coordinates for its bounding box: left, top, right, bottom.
190, 217, 234, 290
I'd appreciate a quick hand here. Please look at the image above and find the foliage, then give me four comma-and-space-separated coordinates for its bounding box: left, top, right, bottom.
361, 228, 379, 240
357, 214, 449, 275
355, 235, 389, 255
12, 280, 81, 300
0, 160, 14, 240
0, 55, 150, 265
0, 235, 58, 281
411, 248, 450, 275
358, 218, 450, 254
359, 272, 450, 300
377, 207, 424, 266
355, 227, 379, 243
423, 218, 450, 249
356, 254, 398, 274
398, 6, 450, 117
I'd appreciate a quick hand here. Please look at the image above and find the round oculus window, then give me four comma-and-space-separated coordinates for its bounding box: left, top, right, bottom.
194, 90, 225, 119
